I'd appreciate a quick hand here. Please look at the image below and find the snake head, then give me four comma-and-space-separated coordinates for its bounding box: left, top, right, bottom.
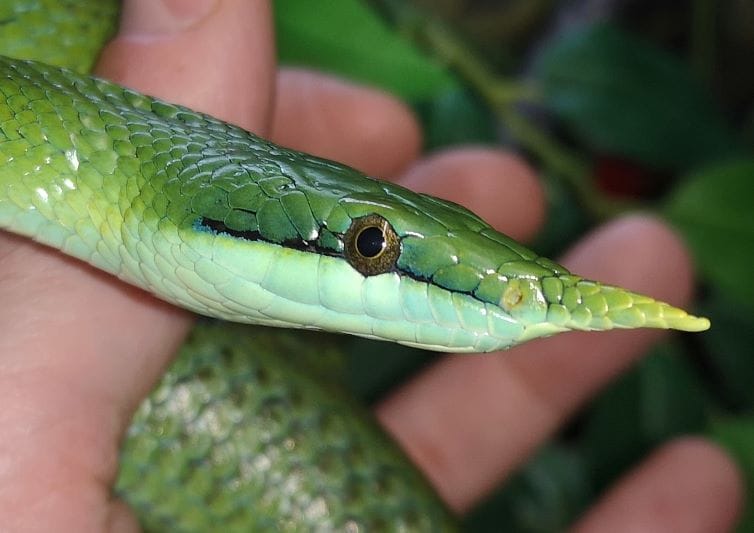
185, 157, 708, 353
164, 141, 709, 353
318, 182, 710, 352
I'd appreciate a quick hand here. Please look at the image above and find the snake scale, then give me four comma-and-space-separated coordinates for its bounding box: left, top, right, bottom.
0, 1, 709, 531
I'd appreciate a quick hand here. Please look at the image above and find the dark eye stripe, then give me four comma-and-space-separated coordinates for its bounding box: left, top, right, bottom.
196, 217, 343, 256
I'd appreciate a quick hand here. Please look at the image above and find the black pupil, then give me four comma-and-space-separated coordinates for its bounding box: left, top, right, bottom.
356, 226, 386, 258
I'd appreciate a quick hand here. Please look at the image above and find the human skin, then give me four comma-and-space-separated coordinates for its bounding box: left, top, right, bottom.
0, 1, 743, 531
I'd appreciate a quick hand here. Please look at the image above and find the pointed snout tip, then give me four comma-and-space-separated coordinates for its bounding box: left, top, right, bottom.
549, 277, 711, 334
601, 294, 711, 333
662, 309, 711, 332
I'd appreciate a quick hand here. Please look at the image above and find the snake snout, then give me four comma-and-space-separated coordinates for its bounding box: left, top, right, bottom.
537, 275, 710, 333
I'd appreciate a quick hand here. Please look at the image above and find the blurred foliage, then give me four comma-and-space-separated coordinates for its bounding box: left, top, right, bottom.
666, 160, 754, 313
467, 444, 592, 532
699, 291, 754, 409
712, 418, 754, 530
580, 341, 710, 489
274, 0, 455, 99
536, 23, 739, 170
415, 86, 499, 150
274, 0, 754, 530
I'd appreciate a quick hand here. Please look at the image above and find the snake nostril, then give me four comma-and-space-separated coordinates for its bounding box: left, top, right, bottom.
501, 285, 523, 311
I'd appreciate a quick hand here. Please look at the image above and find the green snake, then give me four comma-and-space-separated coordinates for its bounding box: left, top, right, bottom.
0, 2, 709, 531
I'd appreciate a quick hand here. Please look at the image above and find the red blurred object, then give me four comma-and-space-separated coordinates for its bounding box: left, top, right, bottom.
593, 155, 670, 199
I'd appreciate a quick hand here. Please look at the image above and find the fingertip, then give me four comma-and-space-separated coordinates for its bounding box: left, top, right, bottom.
574, 437, 743, 533
667, 438, 745, 507
96, 0, 275, 133
271, 69, 422, 177
400, 147, 545, 241
562, 214, 696, 308
506, 216, 700, 411
118, 0, 219, 38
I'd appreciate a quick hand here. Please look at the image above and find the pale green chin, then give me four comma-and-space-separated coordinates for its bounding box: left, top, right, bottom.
129, 228, 532, 353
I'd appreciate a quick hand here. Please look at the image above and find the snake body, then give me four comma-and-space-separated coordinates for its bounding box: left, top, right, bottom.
0, 2, 709, 531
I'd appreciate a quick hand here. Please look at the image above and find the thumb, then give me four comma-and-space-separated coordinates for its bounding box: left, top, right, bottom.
96, 0, 276, 134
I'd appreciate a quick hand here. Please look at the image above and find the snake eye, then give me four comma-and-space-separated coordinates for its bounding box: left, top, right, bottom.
356, 226, 386, 258
344, 214, 400, 276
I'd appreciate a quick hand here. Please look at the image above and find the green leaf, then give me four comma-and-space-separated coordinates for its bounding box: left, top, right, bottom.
581, 342, 709, 489
531, 176, 591, 258
665, 159, 754, 312
464, 445, 591, 533
344, 338, 431, 403
274, 0, 455, 100
709, 417, 754, 533
415, 87, 498, 150
697, 290, 754, 409
535, 23, 738, 170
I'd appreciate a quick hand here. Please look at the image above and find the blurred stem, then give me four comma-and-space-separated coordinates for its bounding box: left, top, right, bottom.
380, 1, 634, 220
690, 0, 716, 85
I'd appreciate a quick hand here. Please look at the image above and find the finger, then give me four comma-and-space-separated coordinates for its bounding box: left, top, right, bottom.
573, 438, 742, 533
271, 68, 421, 177
89, 0, 277, 417
0, 1, 274, 530
97, 0, 275, 133
376, 216, 696, 513
503, 216, 696, 414
398, 147, 545, 242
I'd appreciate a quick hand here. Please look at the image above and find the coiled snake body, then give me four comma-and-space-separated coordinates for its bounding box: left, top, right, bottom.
0, 2, 708, 531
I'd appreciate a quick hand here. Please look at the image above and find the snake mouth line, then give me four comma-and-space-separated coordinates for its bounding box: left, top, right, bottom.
194, 218, 708, 334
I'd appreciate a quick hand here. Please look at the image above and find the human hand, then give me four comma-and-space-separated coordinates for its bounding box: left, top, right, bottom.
0, 1, 741, 531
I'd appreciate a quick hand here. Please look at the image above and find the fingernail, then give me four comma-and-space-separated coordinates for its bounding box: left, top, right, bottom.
120, 0, 219, 37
